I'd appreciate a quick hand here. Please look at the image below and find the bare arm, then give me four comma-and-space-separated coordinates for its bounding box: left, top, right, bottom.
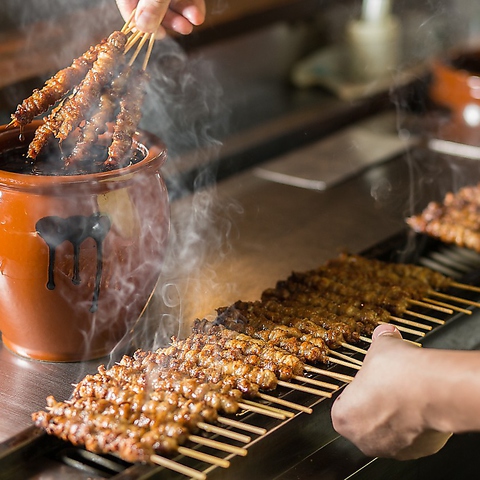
331, 324, 480, 460
116, 0, 206, 37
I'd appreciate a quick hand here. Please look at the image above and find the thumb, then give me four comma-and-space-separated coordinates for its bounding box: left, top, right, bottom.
372, 323, 403, 341
135, 0, 170, 33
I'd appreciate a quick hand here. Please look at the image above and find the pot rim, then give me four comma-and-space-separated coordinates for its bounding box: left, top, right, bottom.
0, 122, 167, 190
432, 45, 480, 78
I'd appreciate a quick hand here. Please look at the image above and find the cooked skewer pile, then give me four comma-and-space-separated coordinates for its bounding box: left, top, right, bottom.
10, 15, 155, 173
407, 182, 480, 253
32, 253, 480, 475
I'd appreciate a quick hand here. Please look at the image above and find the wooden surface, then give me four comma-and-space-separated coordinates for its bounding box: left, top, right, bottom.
0, 4, 121, 89
0, 0, 307, 89
203, 0, 301, 27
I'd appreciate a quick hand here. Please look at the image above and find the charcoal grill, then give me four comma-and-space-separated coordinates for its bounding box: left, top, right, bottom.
2, 231, 480, 480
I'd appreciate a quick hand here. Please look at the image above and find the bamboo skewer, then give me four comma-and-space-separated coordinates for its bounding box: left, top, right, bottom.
198, 421, 251, 443
125, 30, 143, 52
188, 435, 248, 456
129, 32, 150, 66
258, 393, 313, 414
403, 310, 444, 326
277, 379, 334, 396
422, 297, 472, 315
378, 320, 425, 337
451, 281, 480, 293
328, 350, 363, 367
177, 446, 230, 468
121, 8, 136, 32
123, 23, 137, 35
295, 375, 339, 390
150, 454, 207, 480
327, 356, 362, 370
122, 17, 136, 33
339, 342, 368, 355
242, 399, 295, 418
238, 402, 286, 420
216, 417, 267, 436
408, 299, 452, 314
360, 334, 421, 347
406, 339, 423, 347
142, 33, 156, 70
304, 365, 354, 383
390, 315, 432, 330
430, 291, 480, 308
123, 30, 155, 70
278, 379, 333, 396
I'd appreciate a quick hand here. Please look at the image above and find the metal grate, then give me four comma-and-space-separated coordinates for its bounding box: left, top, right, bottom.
2, 232, 480, 480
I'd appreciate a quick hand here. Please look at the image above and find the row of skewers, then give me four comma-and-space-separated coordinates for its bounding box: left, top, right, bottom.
10, 12, 155, 172
32, 252, 480, 479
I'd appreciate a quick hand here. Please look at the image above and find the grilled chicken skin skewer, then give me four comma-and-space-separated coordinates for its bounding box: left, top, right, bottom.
407, 183, 480, 253
105, 68, 149, 169
64, 66, 130, 169
28, 31, 127, 159
11, 41, 105, 127
74, 361, 242, 415
33, 392, 212, 462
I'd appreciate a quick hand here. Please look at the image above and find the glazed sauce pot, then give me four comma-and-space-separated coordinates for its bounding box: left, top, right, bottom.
430, 49, 480, 127
0, 122, 170, 361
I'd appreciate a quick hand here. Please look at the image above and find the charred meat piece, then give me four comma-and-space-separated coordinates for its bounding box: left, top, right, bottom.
12, 41, 104, 127
64, 65, 130, 168
28, 31, 127, 159
33, 394, 200, 462
104, 68, 149, 169
211, 303, 331, 364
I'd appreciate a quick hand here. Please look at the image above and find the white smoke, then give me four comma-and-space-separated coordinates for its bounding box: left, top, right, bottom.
126, 37, 240, 351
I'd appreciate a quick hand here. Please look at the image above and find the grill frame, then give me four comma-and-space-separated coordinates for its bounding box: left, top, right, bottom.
2, 230, 480, 480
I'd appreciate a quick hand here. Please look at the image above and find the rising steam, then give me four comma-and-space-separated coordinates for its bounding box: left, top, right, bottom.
127, 37, 239, 351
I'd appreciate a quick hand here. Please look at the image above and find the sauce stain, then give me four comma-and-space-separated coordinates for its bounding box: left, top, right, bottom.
36, 213, 111, 312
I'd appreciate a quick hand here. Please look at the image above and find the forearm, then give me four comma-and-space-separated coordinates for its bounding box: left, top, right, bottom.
420, 348, 480, 434
331, 329, 480, 460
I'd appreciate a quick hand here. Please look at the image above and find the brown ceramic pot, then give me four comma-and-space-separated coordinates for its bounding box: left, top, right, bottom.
0, 122, 170, 361
430, 48, 480, 127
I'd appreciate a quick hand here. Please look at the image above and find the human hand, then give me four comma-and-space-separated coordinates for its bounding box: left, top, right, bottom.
331, 324, 451, 460
116, 0, 206, 38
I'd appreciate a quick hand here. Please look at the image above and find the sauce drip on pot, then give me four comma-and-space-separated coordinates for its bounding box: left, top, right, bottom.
36, 213, 111, 312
